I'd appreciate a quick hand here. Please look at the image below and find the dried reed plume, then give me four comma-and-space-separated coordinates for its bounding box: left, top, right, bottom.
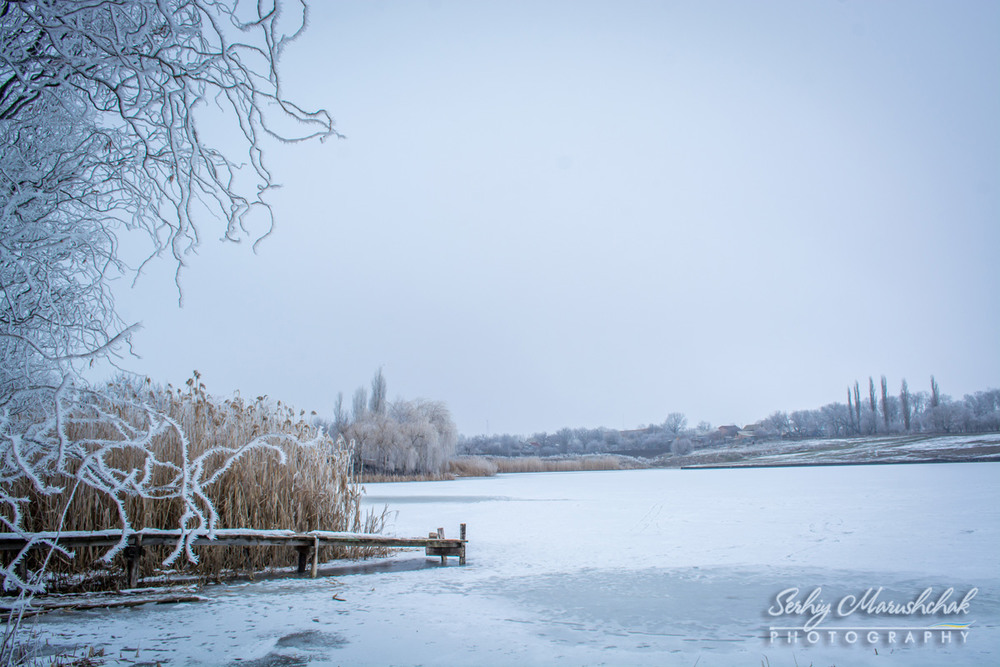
4, 373, 384, 591
457, 455, 644, 475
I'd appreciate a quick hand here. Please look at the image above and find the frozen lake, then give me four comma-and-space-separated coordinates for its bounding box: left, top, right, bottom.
28, 463, 1000, 665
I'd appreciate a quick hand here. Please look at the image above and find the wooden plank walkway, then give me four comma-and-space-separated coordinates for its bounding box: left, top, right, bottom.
1, 524, 467, 588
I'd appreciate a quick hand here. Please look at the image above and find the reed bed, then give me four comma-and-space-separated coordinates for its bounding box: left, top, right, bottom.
448, 456, 499, 477
485, 455, 646, 474
368, 452, 640, 480
5, 374, 385, 592
360, 472, 456, 483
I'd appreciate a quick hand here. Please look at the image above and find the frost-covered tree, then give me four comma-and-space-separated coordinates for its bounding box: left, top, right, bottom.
820, 402, 851, 436
847, 387, 855, 433
345, 397, 457, 476
853, 382, 862, 434
1, 0, 336, 647
965, 389, 1000, 431
868, 377, 878, 434
663, 412, 687, 436
369, 367, 387, 416
352, 386, 368, 422
331, 391, 347, 435
789, 409, 821, 438
880, 375, 890, 430
762, 410, 790, 437
900, 379, 912, 431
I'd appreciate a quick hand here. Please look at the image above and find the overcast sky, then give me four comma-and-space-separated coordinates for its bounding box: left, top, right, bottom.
112, 0, 999, 436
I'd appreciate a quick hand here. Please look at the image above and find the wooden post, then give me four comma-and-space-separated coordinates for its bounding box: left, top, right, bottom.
123, 535, 144, 589
459, 523, 467, 565
310, 536, 319, 579
437, 528, 446, 565
15, 555, 28, 584
296, 545, 310, 574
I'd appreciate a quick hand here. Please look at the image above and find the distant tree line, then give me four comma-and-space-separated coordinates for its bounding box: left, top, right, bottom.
460, 377, 1000, 457
316, 369, 458, 476
756, 375, 1000, 439
459, 412, 702, 458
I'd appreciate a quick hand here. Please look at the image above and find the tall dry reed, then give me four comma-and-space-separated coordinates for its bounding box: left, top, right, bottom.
5, 374, 383, 591
448, 456, 499, 477
487, 455, 643, 473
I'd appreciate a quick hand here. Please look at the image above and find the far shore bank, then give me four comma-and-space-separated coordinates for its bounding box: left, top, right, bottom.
359, 433, 1000, 482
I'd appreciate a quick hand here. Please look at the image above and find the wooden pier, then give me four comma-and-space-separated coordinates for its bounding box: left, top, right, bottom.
1, 524, 467, 588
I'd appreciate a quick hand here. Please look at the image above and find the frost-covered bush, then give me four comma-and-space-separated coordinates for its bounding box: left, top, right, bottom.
671, 437, 693, 456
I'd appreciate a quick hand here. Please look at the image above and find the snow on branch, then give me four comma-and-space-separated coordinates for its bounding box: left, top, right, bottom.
1, 0, 339, 289
0, 2, 342, 633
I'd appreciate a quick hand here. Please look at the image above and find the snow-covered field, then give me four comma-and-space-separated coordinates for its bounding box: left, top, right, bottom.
676, 432, 1000, 467
26, 463, 999, 666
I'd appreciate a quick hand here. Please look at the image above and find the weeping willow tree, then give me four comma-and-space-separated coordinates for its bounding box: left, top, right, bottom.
1, 1, 337, 657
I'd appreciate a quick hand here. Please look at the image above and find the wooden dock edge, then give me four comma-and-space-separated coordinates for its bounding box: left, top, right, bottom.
0, 523, 469, 588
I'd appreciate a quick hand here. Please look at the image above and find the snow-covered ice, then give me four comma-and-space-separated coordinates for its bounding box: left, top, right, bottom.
24, 462, 1000, 665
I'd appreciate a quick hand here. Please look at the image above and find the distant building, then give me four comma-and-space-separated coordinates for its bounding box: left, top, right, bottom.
718, 425, 740, 438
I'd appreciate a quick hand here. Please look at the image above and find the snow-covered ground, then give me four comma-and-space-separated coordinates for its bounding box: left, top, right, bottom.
25, 463, 1000, 666
677, 432, 1000, 467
